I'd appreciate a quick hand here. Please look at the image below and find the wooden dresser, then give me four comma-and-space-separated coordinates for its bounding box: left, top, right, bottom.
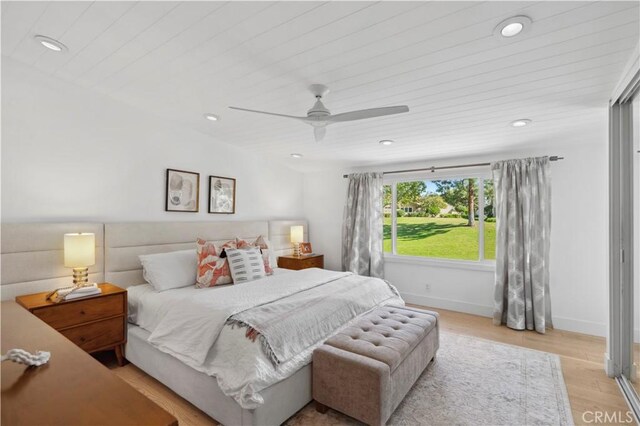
16, 283, 127, 366
278, 254, 324, 270
1, 301, 177, 426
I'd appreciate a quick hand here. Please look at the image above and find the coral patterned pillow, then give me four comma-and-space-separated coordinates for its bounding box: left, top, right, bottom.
236, 236, 275, 274
196, 239, 237, 287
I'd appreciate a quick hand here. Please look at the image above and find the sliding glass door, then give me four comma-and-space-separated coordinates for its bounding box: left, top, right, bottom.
609, 71, 639, 417
633, 93, 640, 396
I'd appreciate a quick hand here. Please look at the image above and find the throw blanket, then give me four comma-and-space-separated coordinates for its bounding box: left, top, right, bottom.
148, 269, 369, 366
227, 273, 400, 366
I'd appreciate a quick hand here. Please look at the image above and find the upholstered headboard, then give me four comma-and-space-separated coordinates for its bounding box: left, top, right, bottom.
0, 222, 104, 300
104, 220, 308, 288
0, 219, 309, 296
268, 219, 308, 258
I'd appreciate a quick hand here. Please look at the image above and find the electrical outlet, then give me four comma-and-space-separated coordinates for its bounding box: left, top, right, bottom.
425, 283, 431, 292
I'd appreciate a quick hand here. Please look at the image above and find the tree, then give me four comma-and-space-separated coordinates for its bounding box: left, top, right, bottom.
383, 185, 392, 208
396, 181, 426, 207
434, 179, 479, 226
467, 179, 475, 227
484, 180, 495, 218
418, 194, 447, 216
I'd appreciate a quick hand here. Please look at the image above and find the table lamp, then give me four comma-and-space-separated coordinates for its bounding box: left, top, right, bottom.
290, 226, 304, 257
64, 233, 95, 286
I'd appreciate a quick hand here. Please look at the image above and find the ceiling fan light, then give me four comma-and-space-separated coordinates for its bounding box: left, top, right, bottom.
290, 153, 303, 159
204, 113, 219, 121
379, 140, 395, 146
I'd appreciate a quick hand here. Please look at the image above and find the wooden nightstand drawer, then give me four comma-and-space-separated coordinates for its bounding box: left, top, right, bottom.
298, 257, 323, 269
59, 316, 124, 352
32, 293, 124, 330
278, 254, 324, 270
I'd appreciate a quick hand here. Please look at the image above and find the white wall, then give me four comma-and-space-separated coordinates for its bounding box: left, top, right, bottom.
1, 58, 303, 222
1, 55, 611, 338
304, 138, 610, 337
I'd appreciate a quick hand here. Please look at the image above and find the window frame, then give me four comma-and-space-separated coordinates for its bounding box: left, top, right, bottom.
383, 168, 496, 270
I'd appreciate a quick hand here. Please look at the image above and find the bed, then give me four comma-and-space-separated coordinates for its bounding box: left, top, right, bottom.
104, 220, 403, 425
0, 220, 402, 426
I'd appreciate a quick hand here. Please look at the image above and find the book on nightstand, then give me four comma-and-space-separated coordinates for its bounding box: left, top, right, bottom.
48, 283, 102, 302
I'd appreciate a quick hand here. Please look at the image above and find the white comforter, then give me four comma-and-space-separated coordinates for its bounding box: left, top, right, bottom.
128, 268, 403, 408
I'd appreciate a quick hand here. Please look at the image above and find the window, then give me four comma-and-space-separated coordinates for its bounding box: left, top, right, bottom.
383, 176, 495, 262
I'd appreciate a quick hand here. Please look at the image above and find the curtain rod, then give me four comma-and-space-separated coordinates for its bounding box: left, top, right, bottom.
342, 155, 564, 178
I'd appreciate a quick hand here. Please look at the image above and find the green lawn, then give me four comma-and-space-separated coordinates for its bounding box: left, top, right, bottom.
383, 217, 496, 261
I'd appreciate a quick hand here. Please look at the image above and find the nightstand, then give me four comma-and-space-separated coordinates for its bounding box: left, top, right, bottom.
16, 283, 127, 366
278, 254, 324, 270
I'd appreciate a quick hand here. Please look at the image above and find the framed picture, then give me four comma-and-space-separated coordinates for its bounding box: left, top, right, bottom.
208, 175, 236, 214
300, 242, 313, 255
165, 169, 199, 212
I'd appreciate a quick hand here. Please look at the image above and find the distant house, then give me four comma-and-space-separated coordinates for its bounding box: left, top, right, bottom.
384, 203, 418, 214
439, 204, 455, 215
385, 202, 456, 216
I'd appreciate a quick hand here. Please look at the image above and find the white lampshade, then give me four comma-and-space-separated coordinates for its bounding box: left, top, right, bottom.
64, 233, 96, 268
290, 226, 304, 244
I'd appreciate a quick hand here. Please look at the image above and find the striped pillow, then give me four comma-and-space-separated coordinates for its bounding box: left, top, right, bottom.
226, 247, 267, 283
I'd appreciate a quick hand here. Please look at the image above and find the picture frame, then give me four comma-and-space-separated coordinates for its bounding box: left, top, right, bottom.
208, 175, 236, 214
165, 169, 199, 212
299, 242, 313, 255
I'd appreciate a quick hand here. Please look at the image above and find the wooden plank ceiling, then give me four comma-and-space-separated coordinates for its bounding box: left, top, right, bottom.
2, 1, 639, 170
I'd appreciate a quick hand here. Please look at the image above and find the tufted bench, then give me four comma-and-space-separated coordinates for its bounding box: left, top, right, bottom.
312, 305, 439, 426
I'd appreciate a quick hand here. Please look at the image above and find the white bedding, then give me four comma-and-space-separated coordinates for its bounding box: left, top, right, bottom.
127, 268, 403, 409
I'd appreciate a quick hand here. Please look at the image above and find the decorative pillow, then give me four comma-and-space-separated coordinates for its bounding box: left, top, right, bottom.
226, 247, 267, 283
139, 249, 197, 292
196, 239, 237, 287
236, 235, 277, 274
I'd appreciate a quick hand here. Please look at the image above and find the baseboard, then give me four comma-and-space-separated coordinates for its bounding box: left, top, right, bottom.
401, 292, 608, 338
400, 292, 493, 318
552, 316, 607, 337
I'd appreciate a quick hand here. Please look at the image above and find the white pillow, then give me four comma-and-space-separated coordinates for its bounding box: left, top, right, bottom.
139, 249, 197, 292
226, 247, 267, 283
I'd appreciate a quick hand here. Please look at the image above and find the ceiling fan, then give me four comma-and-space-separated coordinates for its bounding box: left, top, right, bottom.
229, 84, 409, 142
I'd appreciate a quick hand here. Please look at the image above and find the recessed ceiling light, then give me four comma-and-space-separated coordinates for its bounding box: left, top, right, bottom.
494, 16, 532, 38
290, 153, 303, 159
204, 113, 219, 121
379, 140, 394, 146
34, 35, 67, 52
510, 119, 532, 127
501, 22, 523, 37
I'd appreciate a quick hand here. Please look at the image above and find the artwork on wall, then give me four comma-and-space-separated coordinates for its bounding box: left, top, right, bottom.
209, 176, 236, 214
165, 169, 199, 212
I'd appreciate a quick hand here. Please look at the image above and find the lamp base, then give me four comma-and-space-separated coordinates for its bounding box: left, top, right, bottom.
72, 267, 90, 286
292, 243, 301, 257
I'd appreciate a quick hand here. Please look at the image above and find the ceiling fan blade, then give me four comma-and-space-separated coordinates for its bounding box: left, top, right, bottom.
314, 126, 326, 142
327, 105, 409, 123
228, 106, 307, 121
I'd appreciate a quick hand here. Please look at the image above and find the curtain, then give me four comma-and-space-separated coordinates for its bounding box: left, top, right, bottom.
492, 157, 552, 333
342, 172, 384, 278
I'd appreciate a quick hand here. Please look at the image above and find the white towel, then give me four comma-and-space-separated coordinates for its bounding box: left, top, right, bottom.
64, 287, 102, 300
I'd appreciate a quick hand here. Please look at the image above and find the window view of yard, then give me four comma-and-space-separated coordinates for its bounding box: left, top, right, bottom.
384, 178, 496, 261
383, 217, 496, 260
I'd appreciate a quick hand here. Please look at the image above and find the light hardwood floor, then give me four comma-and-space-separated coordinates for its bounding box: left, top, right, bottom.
101, 306, 633, 426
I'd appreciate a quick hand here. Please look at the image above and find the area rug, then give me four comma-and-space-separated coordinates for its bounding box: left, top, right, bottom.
288, 332, 574, 426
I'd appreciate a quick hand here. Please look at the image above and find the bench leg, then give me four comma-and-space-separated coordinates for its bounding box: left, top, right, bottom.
315, 401, 329, 414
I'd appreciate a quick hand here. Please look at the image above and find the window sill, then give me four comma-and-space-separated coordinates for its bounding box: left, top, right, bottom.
384, 254, 495, 272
